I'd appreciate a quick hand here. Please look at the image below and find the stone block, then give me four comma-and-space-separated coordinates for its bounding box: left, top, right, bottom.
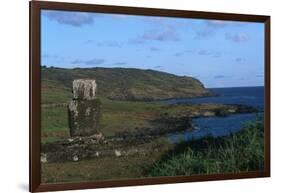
73, 79, 97, 100
68, 99, 101, 137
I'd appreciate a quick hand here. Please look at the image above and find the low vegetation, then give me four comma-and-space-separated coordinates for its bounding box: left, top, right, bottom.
148, 118, 264, 177
41, 97, 253, 143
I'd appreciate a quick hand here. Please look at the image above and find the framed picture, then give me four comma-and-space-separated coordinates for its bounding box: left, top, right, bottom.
30, 1, 270, 192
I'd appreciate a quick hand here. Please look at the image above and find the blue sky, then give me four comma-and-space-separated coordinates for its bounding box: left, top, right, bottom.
41, 10, 264, 88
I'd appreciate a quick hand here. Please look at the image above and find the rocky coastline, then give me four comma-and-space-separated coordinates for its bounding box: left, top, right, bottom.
41, 101, 259, 163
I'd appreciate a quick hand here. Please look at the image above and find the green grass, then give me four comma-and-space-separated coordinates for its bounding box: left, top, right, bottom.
99, 98, 164, 136
41, 79, 72, 104
41, 119, 264, 183
41, 97, 164, 141
147, 118, 264, 177
41, 106, 70, 143
41, 137, 173, 183
41, 97, 245, 142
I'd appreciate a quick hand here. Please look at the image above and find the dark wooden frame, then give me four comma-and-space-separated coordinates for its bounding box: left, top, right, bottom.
30, 1, 271, 192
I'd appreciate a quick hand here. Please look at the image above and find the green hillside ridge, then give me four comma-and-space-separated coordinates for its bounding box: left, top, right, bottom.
41, 67, 212, 102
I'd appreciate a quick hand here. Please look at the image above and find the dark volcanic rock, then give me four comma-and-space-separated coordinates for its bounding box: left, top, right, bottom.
235, 104, 259, 114
68, 99, 101, 137
41, 135, 153, 163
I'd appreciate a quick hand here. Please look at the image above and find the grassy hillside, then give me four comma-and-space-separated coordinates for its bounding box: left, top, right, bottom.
41, 67, 211, 102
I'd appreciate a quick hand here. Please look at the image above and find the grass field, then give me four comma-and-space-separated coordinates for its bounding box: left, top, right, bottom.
41, 137, 173, 183
41, 97, 238, 143
41, 98, 165, 143
41, 119, 264, 183
41, 78, 264, 183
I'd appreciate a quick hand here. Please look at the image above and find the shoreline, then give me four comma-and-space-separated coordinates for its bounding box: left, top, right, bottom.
41, 101, 260, 163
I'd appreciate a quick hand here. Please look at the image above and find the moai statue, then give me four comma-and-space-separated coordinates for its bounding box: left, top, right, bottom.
68, 79, 101, 137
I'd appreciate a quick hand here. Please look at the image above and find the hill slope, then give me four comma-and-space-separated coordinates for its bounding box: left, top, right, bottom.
41, 67, 211, 102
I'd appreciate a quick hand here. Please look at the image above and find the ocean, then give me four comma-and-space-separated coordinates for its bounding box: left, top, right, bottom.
165, 86, 264, 143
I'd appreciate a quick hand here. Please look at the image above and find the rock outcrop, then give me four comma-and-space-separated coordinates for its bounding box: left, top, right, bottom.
41, 135, 154, 163
68, 79, 101, 137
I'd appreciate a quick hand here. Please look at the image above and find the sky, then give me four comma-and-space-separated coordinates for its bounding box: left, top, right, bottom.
41, 10, 265, 88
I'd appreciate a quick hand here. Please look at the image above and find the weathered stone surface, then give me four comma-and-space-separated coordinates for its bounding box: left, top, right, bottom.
40, 135, 152, 163
68, 99, 101, 137
73, 79, 97, 100
68, 79, 101, 137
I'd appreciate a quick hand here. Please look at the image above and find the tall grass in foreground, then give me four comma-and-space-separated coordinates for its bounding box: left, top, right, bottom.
148, 118, 264, 177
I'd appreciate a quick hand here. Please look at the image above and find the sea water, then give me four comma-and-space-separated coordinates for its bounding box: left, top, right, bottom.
164, 86, 264, 143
